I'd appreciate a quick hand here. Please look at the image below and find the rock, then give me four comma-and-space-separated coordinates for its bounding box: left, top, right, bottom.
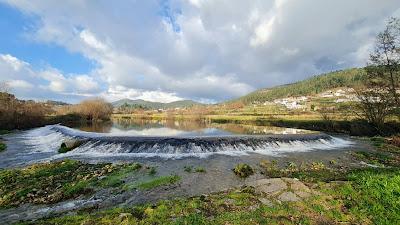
277, 192, 301, 202
64, 140, 82, 148
249, 178, 287, 195
224, 199, 235, 205
294, 190, 311, 198
259, 198, 273, 207
282, 178, 311, 192
248, 204, 259, 211
119, 213, 132, 219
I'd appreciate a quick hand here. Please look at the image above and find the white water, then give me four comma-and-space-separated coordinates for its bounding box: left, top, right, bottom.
2, 125, 354, 160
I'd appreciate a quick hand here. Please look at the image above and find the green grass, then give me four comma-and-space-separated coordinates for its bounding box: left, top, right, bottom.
195, 167, 206, 173
329, 168, 400, 225
0, 160, 141, 208
233, 163, 254, 178
98, 163, 142, 188
184, 165, 193, 172
136, 175, 181, 190
0, 141, 6, 152
22, 182, 375, 225
148, 166, 157, 176
184, 166, 206, 173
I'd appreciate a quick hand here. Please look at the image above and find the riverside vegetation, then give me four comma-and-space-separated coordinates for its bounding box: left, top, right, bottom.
3, 136, 398, 225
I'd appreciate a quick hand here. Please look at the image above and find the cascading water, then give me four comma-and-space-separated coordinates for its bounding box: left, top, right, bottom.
0, 124, 353, 167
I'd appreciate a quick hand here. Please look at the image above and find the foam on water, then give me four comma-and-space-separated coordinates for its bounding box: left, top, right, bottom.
7, 125, 354, 160
51, 125, 353, 159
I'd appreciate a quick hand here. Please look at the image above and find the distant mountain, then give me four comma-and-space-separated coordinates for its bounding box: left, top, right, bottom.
45, 100, 70, 106
112, 99, 203, 109
232, 68, 366, 104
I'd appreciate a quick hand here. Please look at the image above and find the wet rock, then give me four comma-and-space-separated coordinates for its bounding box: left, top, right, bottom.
64, 140, 83, 149
278, 192, 300, 202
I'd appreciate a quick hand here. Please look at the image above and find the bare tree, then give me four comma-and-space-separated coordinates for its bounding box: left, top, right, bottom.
357, 17, 400, 127
0, 81, 10, 93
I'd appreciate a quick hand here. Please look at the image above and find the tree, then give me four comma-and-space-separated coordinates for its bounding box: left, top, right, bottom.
357, 17, 400, 128
0, 81, 10, 93
76, 98, 113, 121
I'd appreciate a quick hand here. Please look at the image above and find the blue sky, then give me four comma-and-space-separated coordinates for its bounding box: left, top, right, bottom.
0, 0, 399, 103
0, 3, 93, 74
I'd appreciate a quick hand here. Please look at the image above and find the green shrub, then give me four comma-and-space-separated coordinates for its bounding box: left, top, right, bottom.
148, 167, 157, 176
233, 163, 254, 178
0, 142, 6, 152
195, 167, 206, 173
184, 166, 193, 173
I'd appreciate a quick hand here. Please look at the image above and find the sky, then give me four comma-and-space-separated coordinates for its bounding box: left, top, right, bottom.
0, 0, 399, 104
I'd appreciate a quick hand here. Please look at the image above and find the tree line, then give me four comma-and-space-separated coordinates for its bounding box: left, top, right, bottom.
0, 83, 113, 130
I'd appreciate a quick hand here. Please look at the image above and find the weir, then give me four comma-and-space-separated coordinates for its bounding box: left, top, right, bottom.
48, 125, 353, 157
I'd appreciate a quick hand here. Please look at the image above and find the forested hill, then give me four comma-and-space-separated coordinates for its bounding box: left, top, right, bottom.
234, 68, 365, 104
112, 99, 203, 109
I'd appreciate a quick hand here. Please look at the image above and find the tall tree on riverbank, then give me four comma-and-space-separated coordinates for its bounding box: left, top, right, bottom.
357, 17, 400, 128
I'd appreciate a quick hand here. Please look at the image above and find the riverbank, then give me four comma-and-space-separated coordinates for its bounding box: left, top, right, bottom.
112, 113, 400, 136
1, 136, 399, 224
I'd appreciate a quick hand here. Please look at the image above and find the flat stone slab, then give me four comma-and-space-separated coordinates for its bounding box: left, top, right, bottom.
259, 198, 273, 207
278, 192, 301, 202
248, 178, 287, 195
282, 178, 311, 192
248, 178, 314, 202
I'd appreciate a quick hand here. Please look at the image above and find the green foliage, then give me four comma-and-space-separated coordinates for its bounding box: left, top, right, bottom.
136, 175, 181, 190
184, 166, 206, 173
113, 99, 203, 110
195, 167, 206, 173
148, 166, 157, 176
183, 165, 193, 173
233, 163, 254, 178
0, 141, 6, 152
334, 169, 400, 224
236, 68, 365, 104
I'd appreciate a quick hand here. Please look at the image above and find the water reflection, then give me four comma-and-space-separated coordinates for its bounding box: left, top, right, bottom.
73, 118, 315, 136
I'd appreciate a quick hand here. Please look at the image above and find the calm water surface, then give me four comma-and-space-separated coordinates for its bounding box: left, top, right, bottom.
74, 118, 315, 136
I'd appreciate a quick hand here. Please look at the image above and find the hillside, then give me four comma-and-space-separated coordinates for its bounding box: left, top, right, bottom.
235, 68, 365, 104
112, 99, 203, 109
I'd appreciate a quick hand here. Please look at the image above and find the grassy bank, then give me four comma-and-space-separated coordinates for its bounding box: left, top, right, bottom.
0, 160, 180, 209
18, 167, 400, 225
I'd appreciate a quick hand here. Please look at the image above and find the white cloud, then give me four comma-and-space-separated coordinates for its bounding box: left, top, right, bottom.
1, 0, 400, 103
0, 54, 30, 71
104, 85, 182, 103
250, 16, 276, 47
0, 53, 101, 102
8, 79, 33, 89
